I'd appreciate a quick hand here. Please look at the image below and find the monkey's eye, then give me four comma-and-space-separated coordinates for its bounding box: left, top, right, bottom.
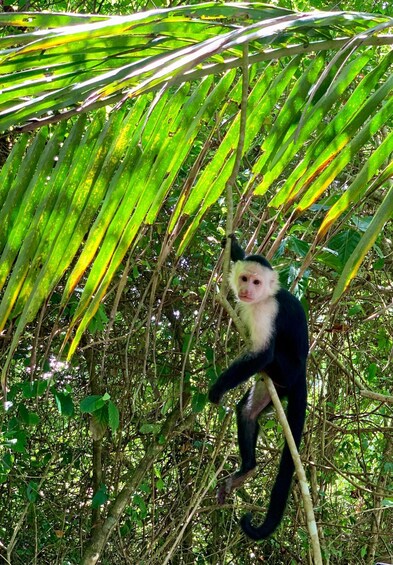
241, 275, 248, 282
253, 280, 261, 285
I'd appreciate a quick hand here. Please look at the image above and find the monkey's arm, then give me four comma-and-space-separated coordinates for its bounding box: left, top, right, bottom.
222, 234, 245, 262
208, 345, 274, 404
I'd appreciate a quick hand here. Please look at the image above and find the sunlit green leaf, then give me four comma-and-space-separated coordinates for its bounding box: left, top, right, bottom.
92, 484, 109, 509
80, 395, 106, 413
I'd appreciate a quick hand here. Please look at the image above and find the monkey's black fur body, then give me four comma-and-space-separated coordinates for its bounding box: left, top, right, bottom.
208, 235, 308, 541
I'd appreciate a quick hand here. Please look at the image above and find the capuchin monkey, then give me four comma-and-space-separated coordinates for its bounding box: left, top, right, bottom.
208, 234, 308, 541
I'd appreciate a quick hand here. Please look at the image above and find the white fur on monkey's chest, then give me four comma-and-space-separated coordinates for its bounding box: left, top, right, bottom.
239, 298, 278, 352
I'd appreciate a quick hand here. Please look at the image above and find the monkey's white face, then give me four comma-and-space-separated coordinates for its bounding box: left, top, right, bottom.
230, 261, 279, 304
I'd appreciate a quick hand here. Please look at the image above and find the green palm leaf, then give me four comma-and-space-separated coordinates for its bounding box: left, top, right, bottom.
0, 4, 392, 375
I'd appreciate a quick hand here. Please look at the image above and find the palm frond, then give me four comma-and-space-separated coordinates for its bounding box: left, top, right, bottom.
0, 4, 392, 373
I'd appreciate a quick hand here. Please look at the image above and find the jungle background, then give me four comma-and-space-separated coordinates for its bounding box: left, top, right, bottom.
0, 0, 392, 563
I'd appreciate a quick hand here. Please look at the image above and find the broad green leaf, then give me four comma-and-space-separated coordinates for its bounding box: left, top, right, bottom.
108, 401, 120, 432
26, 481, 39, 503
318, 230, 361, 272
139, 423, 161, 435
5, 430, 27, 453
191, 392, 208, 414
92, 484, 109, 509
21, 380, 49, 399
80, 395, 106, 414
18, 404, 40, 426
53, 391, 75, 417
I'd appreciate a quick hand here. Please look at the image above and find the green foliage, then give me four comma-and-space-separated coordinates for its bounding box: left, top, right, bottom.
0, 2, 392, 564
52, 388, 75, 417
92, 483, 109, 508
80, 393, 119, 432
0, 5, 391, 373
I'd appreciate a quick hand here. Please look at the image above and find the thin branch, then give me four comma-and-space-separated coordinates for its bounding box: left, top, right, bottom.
359, 390, 393, 404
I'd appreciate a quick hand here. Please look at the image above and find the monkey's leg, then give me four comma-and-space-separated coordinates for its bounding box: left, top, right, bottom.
217, 381, 271, 504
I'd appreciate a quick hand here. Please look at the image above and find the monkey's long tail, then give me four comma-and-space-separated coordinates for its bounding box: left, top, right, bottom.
240, 380, 307, 540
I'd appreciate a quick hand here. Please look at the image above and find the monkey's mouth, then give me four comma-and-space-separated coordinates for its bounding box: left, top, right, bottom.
239, 294, 253, 302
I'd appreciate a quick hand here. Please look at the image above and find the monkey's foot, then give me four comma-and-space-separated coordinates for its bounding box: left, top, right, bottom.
217, 468, 256, 505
